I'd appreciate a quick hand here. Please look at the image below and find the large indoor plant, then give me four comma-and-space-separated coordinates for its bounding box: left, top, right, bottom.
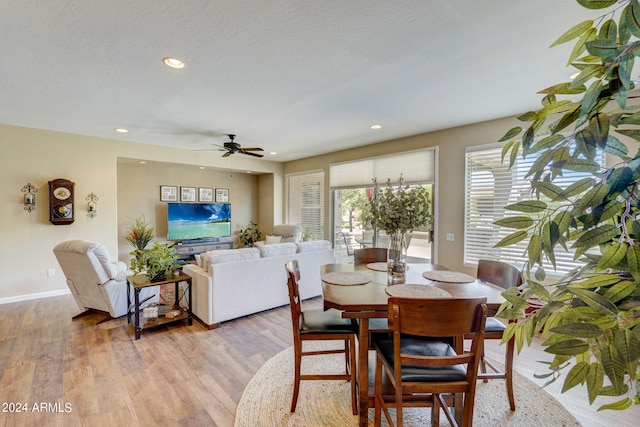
369, 175, 431, 283
495, 0, 640, 411
130, 242, 179, 282
238, 221, 263, 247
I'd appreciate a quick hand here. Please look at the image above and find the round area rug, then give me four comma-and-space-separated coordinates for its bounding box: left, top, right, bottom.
234, 344, 580, 427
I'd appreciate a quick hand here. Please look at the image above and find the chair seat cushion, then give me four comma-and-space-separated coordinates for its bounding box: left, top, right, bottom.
375, 337, 467, 382
301, 308, 357, 334
484, 316, 506, 333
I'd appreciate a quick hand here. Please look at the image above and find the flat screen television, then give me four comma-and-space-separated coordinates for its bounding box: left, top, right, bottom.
167, 203, 231, 241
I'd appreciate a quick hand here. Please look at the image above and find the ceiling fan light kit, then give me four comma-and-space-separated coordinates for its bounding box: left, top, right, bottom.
195, 134, 264, 158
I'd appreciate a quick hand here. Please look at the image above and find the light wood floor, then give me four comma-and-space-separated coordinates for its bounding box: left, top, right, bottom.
0, 294, 637, 426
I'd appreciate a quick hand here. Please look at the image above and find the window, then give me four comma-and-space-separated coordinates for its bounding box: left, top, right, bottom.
464, 143, 602, 275
286, 170, 324, 239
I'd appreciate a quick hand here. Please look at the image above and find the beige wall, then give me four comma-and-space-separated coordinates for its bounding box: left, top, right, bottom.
283, 116, 522, 276
0, 124, 282, 302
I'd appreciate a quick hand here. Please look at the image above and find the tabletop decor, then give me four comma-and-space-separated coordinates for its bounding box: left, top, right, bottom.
385, 284, 451, 298
422, 270, 476, 284
130, 241, 179, 282
321, 271, 371, 286
369, 175, 431, 284
494, 1, 640, 411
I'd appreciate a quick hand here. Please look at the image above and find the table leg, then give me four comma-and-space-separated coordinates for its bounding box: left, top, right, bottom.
187, 279, 193, 325
134, 288, 141, 340
357, 317, 370, 427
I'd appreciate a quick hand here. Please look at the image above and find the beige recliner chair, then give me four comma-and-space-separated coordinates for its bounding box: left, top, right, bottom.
53, 239, 158, 320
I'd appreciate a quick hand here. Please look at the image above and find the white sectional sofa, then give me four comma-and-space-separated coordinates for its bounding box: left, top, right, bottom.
182, 240, 334, 329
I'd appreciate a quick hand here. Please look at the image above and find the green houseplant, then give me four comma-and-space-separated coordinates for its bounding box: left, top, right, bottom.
238, 221, 263, 247
369, 175, 431, 283
130, 242, 179, 282
495, 0, 640, 411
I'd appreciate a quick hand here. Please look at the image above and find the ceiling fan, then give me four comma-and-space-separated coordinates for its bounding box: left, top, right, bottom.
196, 134, 264, 158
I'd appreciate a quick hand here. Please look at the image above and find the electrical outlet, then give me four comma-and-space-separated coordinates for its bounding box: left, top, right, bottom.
47, 268, 55, 277
445, 233, 455, 242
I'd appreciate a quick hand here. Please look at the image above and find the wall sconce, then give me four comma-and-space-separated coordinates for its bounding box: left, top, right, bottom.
22, 183, 37, 212
86, 193, 98, 218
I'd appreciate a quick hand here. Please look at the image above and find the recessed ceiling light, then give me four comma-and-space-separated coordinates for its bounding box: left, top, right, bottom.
139, 161, 147, 164
270, 152, 278, 155
162, 57, 185, 69
199, 166, 205, 170
114, 128, 128, 133
371, 124, 382, 130
246, 171, 252, 174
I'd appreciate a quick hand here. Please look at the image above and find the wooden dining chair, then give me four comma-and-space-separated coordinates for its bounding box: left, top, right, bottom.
284, 260, 358, 414
353, 247, 388, 264
374, 297, 487, 427
466, 259, 522, 411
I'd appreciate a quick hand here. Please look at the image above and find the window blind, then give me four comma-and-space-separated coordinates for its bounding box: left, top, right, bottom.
329, 149, 435, 188
464, 143, 603, 275
286, 170, 325, 239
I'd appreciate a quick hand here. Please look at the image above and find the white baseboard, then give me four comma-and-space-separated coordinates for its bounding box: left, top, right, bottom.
0, 288, 71, 305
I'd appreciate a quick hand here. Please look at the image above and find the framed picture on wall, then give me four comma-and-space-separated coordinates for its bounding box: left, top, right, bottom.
160, 185, 178, 202
215, 188, 229, 203
181, 186, 197, 202
199, 187, 213, 202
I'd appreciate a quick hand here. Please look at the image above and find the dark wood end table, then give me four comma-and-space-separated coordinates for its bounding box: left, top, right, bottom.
126, 271, 193, 339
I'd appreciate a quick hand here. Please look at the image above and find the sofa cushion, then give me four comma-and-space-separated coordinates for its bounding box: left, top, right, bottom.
257, 242, 297, 257
202, 248, 260, 271
273, 224, 302, 243
296, 240, 332, 253
265, 235, 282, 244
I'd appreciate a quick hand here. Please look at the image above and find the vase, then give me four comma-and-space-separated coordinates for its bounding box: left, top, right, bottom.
387, 231, 408, 285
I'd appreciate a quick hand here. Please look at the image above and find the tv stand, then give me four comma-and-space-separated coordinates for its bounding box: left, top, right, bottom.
174, 238, 233, 265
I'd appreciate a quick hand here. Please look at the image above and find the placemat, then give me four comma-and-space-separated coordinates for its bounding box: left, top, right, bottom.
321, 271, 371, 286
385, 284, 452, 298
366, 262, 387, 271
422, 270, 476, 283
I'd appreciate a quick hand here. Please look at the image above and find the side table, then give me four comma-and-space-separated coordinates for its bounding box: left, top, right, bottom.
127, 271, 193, 339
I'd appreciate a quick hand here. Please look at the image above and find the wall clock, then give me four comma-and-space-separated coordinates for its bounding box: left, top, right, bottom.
48, 178, 75, 225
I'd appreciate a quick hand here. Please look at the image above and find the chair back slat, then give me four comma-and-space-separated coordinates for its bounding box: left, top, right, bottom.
285, 260, 303, 341
354, 248, 388, 264
477, 259, 522, 290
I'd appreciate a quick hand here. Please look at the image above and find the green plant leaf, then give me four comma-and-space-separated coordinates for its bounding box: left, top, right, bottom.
493, 216, 534, 229
538, 82, 586, 95
569, 61, 600, 86
504, 200, 548, 213
576, 0, 618, 10
561, 177, 596, 198
585, 39, 618, 60
598, 398, 633, 411
599, 18, 618, 41
545, 339, 589, 355
550, 323, 603, 338
572, 224, 619, 249
569, 274, 623, 289
597, 243, 628, 270
627, 246, 640, 275
553, 210, 573, 235
499, 127, 522, 142
616, 128, 640, 142
494, 230, 529, 248
528, 234, 542, 266
604, 280, 636, 303
528, 134, 566, 154
626, 0, 640, 37
532, 181, 564, 200
587, 361, 604, 404
562, 361, 590, 393
556, 157, 601, 173
568, 288, 618, 314
604, 135, 629, 158
551, 19, 594, 46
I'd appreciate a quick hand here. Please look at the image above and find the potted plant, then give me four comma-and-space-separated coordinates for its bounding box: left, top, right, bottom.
369, 175, 431, 283
495, 0, 640, 411
125, 215, 155, 261
238, 221, 263, 247
130, 242, 179, 282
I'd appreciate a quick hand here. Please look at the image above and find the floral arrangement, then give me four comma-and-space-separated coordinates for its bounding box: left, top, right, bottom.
369, 175, 431, 234
130, 242, 178, 282
125, 215, 155, 252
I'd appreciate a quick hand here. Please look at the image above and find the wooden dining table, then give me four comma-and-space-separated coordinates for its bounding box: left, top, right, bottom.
321, 262, 506, 427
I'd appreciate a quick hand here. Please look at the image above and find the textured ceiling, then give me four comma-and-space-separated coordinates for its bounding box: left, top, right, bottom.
0, 1, 605, 162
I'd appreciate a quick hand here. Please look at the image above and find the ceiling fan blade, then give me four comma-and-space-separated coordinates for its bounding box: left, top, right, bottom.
240, 150, 264, 158
241, 147, 264, 151
222, 151, 232, 157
